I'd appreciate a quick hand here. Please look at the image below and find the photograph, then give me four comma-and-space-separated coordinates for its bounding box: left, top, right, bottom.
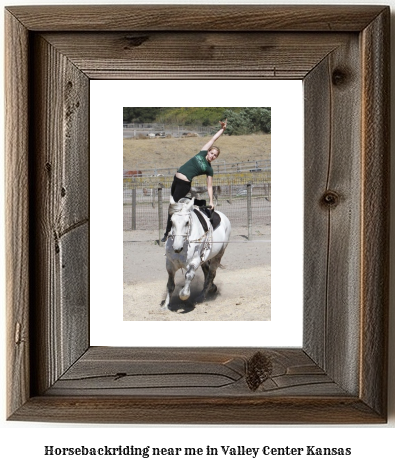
123, 107, 271, 321
2, 4, 393, 463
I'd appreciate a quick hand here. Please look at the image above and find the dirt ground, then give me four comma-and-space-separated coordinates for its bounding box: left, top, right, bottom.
123, 225, 270, 321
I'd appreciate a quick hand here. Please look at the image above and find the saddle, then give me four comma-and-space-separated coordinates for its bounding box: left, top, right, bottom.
177, 197, 221, 232
193, 207, 221, 232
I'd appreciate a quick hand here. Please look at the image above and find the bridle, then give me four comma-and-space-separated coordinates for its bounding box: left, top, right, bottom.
168, 212, 192, 242
169, 211, 211, 246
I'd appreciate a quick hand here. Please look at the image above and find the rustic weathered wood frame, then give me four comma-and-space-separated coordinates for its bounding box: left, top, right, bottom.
5, 5, 390, 424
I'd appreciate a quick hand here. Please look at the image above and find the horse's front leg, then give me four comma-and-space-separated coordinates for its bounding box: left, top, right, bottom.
179, 259, 199, 301
162, 259, 176, 310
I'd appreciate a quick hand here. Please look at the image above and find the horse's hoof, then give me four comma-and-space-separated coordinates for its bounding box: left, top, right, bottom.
179, 291, 190, 301
195, 294, 205, 304
209, 284, 217, 294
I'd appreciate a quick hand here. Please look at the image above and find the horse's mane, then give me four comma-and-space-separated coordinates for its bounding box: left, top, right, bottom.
168, 203, 185, 215
168, 198, 192, 216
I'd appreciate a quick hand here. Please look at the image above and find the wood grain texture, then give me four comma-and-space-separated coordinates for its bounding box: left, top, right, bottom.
5, 5, 389, 424
9, 350, 382, 424
5, 10, 30, 418
46, 347, 345, 397
10, 396, 383, 425
42, 32, 350, 80
304, 35, 362, 395
29, 35, 90, 395
360, 9, 390, 418
5, 5, 386, 32
303, 56, 331, 371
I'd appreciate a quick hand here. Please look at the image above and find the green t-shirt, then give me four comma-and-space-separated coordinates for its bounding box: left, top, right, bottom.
178, 150, 214, 181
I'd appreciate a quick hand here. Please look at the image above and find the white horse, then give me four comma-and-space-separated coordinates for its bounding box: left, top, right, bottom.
162, 196, 231, 310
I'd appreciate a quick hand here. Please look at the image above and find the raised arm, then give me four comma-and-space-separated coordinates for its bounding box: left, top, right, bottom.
201, 119, 227, 151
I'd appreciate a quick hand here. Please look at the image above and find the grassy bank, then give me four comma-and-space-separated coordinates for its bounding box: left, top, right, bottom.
123, 134, 271, 170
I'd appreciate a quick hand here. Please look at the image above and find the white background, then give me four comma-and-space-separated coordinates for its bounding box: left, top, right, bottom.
90, 79, 303, 347
1, 0, 394, 469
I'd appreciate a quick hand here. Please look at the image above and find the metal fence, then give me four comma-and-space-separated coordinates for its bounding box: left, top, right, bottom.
123, 122, 216, 139
123, 173, 271, 238
124, 159, 271, 177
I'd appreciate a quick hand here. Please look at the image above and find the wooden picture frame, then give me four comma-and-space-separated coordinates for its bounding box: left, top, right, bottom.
5, 5, 389, 424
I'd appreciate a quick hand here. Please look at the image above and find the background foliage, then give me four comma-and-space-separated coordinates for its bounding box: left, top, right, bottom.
123, 107, 271, 134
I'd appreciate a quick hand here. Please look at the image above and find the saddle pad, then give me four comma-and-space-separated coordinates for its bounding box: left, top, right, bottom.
193, 209, 208, 232
210, 211, 221, 231
194, 208, 221, 232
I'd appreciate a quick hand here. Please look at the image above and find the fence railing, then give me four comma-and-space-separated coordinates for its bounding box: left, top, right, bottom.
123, 173, 271, 240
124, 159, 271, 177
123, 122, 216, 137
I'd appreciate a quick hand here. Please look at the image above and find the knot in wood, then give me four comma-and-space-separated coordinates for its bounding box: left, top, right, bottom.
123, 35, 149, 49
246, 351, 273, 391
321, 190, 340, 208
332, 68, 348, 87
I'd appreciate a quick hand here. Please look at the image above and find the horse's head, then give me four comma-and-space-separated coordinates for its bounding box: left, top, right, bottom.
169, 197, 194, 253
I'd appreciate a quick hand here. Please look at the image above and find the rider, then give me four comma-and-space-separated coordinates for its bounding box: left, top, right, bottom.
161, 119, 227, 242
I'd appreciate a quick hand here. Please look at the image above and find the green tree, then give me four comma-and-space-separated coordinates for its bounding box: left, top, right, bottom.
222, 107, 271, 135
123, 107, 164, 123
